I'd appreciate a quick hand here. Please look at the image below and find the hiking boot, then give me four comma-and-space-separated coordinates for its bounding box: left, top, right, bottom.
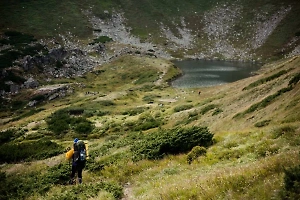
69, 178, 76, 185
78, 178, 82, 184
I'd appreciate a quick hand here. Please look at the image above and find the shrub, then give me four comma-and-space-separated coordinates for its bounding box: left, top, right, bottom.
186, 146, 207, 164
0, 139, 63, 163
131, 126, 214, 161
0, 129, 15, 145
174, 104, 193, 112
212, 108, 223, 116
46, 109, 94, 135
73, 119, 95, 134
89, 36, 113, 45
143, 94, 161, 103
133, 114, 161, 131
200, 104, 218, 115
98, 100, 115, 106
46, 110, 71, 134
289, 72, 300, 86
282, 165, 300, 199
254, 120, 271, 127
122, 107, 147, 116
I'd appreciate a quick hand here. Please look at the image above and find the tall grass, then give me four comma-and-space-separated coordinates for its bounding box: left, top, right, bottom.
130, 149, 300, 200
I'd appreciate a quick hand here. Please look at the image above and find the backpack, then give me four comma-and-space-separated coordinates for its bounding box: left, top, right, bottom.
74, 140, 87, 162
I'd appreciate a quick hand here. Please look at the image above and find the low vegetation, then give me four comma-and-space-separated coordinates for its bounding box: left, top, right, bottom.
186, 146, 207, 164
0, 53, 299, 200
46, 108, 95, 136
283, 165, 300, 199
89, 36, 113, 45
131, 126, 214, 161
243, 69, 289, 90
0, 139, 63, 163
173, 104, 193, 112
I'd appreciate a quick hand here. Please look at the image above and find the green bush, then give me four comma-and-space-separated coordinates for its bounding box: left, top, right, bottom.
73, 118, 95, 134
46, 109, 94, 135
174, 104, 193, 112
46, 109, 71, 134
282, 165, 300, 199
142, 94, 161, 103
133, 114, 161, 131
131, 126, 214, 161
186, 146, 207, 164
89, 36, 113, 45
0, 139, 63, 163
200, 104, 218, 115
0, 129, 16, 145
122, 107, 147, 116
212, 108, 223, 115
98, 100, 115, 106
254, 119, 271, 127
289, 72, 300, 86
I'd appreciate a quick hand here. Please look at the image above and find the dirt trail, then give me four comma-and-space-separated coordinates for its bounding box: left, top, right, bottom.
121, 183, 133, 200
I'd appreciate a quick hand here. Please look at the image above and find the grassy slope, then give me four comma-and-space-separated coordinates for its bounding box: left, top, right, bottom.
1, 55, 299, 199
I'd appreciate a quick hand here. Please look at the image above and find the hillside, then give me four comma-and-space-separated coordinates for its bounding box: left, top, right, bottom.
1, 0, 300, 97
0, 1, 300, 200
0, 54, 299, 199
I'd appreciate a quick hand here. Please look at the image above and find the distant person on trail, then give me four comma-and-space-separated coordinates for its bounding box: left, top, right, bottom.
66, 138, 88, 184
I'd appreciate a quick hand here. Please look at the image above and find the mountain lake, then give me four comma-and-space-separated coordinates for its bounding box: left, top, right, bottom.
171, 60, 261, 88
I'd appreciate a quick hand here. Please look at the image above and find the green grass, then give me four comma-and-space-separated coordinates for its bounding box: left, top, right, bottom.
200, 104, 219, 115
243, 69, 290, 90
89, 36, 113, 45
0, 1, 93, 38
234, 85, 294, 118
174, 104, 193, 112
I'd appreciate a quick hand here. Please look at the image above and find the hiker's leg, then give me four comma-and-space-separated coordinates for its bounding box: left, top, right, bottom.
69, 165, 77, 184
78, 166, 83, 184
77, 162, 85, 184
71, 165, 77, 178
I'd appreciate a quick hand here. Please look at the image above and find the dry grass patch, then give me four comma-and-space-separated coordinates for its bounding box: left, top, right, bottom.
130, 150, 300, 200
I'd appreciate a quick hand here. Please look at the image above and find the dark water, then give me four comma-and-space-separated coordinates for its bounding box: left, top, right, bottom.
171, 60, 261, 88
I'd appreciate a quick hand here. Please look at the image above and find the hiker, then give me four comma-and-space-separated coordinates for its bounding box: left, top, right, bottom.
66, 138, 87, 184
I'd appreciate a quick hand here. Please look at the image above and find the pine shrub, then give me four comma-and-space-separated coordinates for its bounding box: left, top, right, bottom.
131, 126, 213, 161
187, 146, 207, 164
282, 165, 300, 199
